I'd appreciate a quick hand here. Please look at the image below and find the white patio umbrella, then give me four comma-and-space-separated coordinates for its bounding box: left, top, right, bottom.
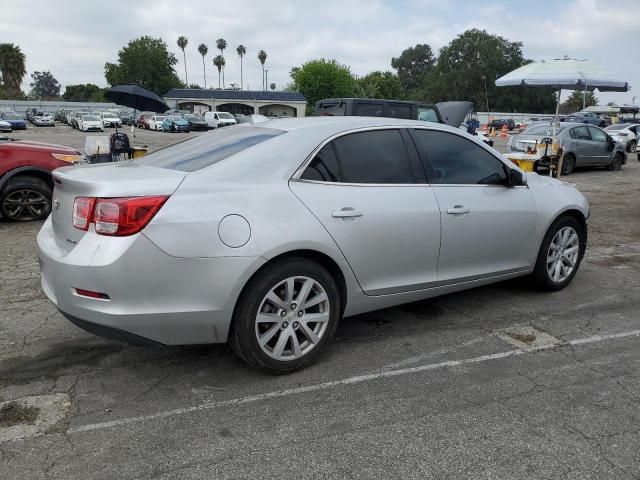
495, 57, 630, 175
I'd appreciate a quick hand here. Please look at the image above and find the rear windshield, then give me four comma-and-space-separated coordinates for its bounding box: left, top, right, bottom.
136, 126, 284, 172
315, 103, 347, 116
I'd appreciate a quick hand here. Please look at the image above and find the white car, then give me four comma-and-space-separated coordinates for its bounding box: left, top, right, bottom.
100, 111, 123, 128
33, 113, 55, 126
204, 111, 237, 129
0, 119, 11, 132
604, 123, 639, 153
149, 115, 166, 131
78, 114, 105, 132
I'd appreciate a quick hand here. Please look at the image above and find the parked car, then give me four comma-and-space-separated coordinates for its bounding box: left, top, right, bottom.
0, 120, 11, 133
604, 123, 639, 152
33, 113, 55, 127
460, 122, 493, 147
70, 111, 90, 129
489, 118, 516, 131
100, 111, 123, 128
0, 140, 82, 221
204, 111, 237, 129
78, 114, 104, 132
313, 98, 472, 127
136, 112, 154, 129
162, 115, 190, 132
120, 111, 135, 126
37, 117, 589, 373
509, 122, 626, 174
25, 108, 38, 123
54, 108, 73, 122
183, 113, 209, 131
148, 115, 166, 130
0, 113, 26, 130
561, 111, 606, 127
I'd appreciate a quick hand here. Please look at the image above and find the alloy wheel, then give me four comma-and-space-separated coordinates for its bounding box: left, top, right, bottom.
3, 189, 49, 221
546, 226, 580, 283
255, 276, 330, 361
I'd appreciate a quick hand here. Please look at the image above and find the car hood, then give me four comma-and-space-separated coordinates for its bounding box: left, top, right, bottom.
0, 140, 80, 154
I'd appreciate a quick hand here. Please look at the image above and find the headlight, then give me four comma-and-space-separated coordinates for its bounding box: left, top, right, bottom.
52, 153, 83, 163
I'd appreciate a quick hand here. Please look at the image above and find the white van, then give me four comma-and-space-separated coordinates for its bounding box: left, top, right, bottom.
204, 111, 237, 129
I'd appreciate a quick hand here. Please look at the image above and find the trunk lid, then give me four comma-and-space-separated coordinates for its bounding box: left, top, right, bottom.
51, 162, 185, 251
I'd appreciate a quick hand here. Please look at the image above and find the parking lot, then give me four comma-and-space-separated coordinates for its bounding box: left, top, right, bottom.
1, 125, 640, 479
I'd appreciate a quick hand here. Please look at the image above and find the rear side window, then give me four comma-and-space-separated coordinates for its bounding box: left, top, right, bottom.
388, 104, 412, 119
570, 126, 590, 140
315, 102, 346, 116
301, 130, 417, 184
354, 103, 384, 116
411, 129, 508, 185
136, 126, 284, 172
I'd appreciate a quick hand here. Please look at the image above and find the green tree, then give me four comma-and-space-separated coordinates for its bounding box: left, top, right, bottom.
290, 59, 360, 114
213, 55, 225, 89
177, 36, 189, 85
423, 29, 556, 113
258, 50, 267, 90
270, 82, 276, 91
29, 71, 60, 99
391, 44, 435, 96
0, 43, 27, 98
63, 83, 107, 102
358, 71, 404, 99
560, 90, 598, 114
236, 45, 246, 90
104, 36, 183, 95
197, 43, 208, 88
216, 39, 227, 88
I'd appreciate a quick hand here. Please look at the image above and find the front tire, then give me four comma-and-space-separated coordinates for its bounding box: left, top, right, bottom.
606, 152, 623, 171
0, 177, 52, 222
532, 215, 585, 291
230, 258, 341, 373
627, 139, 636, 153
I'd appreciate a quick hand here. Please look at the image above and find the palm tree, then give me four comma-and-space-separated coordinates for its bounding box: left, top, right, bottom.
270, 82, 276, 91
216, 39, 227, 89
197, 43, 208, 88
0, 43, 26, 98
177, 36, 188, 85
258, 50, 267, 91
213, 55, 225, 89
236, 45, 246, 90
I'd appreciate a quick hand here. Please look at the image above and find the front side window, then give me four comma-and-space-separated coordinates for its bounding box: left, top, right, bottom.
411, 129, 508, 185
300, 129, 416, 184
588, 126, 607, 142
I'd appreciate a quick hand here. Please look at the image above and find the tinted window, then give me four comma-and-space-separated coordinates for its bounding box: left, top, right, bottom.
301, 143, 341, 182
571, 126, 590, 140
315, 103, 346, 116
388, 104, 412, 119
412, 129, 508, 185
137, 127, 284, 172
588, 126, 607, 142
355, 103, 384, 116
333, 130, 415, 184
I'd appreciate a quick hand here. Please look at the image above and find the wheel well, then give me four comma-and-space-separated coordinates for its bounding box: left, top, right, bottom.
2, 170, 53, 191
235, 249, 348, 316
560, 209, 587, 235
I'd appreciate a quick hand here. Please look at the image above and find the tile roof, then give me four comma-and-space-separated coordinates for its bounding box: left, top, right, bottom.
164, 89, 306, 102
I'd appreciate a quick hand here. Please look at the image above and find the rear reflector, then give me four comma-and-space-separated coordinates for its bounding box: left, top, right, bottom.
74, 288, 110, 300
73, 195, 168, 236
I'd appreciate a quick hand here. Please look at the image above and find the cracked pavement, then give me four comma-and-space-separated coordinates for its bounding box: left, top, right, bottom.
1, 133, 640, 479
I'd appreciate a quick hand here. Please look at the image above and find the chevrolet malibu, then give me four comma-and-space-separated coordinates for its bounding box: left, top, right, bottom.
37, 117, 589, 373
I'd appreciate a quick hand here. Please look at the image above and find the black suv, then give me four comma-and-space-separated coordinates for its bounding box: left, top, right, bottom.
489, 118, 516, 130
313, 98, 472, 127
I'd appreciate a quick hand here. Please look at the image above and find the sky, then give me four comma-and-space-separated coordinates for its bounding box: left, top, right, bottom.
2, 0, 639, 106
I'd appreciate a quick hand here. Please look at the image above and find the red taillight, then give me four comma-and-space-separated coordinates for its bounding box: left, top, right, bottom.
73, 196, 168, 236
73, 197, 95, 230
74, 288, 110, 300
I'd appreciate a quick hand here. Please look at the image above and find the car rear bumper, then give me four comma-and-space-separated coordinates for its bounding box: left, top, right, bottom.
37, 216, 265, 345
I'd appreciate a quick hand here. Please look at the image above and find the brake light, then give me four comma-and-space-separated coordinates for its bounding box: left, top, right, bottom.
73, 197, 95, 230
72, 196, 168, 236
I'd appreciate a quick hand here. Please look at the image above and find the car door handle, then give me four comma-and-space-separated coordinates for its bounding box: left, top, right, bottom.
332, 208, 363, 219
447, 205, 470, 215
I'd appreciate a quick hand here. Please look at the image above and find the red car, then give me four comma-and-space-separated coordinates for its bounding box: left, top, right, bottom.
136, 112, 153, 129
0, 140, 82, 221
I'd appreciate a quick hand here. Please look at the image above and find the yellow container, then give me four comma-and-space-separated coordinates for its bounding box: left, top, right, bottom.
511, 158, 535, 172
131, 147, 148, 158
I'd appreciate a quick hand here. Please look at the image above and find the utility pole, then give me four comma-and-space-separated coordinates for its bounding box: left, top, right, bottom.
265, 70, 269, 91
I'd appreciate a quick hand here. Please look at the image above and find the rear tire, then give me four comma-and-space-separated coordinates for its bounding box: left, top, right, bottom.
561, 154, 575, 175
0, 176, 52, 222
606, 152, 623, 171
532, 215, 585, 291
230, 258, 341, 374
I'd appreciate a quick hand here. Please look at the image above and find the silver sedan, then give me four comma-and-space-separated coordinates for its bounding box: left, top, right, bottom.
37, 117, 589, 373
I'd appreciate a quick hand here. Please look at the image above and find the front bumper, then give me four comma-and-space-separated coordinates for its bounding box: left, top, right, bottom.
37, 216, 264, 345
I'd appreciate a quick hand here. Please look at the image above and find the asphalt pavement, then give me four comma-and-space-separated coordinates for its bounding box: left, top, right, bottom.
1, 125, 640, 479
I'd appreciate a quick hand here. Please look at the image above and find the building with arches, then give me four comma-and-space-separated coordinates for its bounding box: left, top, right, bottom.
163, 89, 307, 117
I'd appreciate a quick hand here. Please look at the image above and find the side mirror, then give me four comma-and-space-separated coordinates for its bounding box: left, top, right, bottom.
508, 168, 525, 187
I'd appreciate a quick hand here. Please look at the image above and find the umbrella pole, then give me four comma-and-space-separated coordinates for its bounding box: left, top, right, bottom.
551, 88, 562, 178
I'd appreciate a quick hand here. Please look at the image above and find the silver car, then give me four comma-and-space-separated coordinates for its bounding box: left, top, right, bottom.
509, 122, 626, 174
37, 117, 589, 373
